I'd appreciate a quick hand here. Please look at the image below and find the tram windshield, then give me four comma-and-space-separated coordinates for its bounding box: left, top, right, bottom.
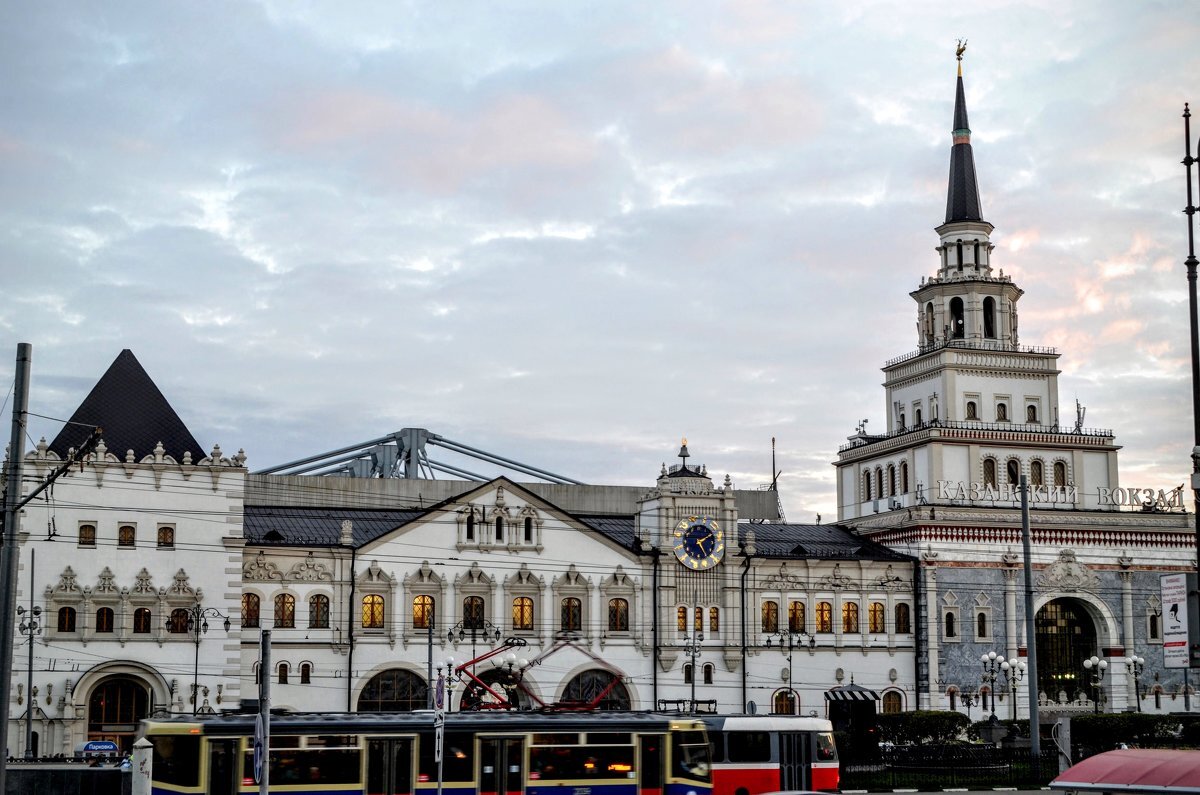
673, 729, 712, 782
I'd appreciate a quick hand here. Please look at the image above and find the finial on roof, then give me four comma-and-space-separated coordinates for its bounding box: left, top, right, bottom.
956, 38, 967, 76
678, 437, 690, 464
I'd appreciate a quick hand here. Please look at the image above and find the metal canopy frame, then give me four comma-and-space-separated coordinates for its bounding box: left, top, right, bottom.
255, 427, 583, 485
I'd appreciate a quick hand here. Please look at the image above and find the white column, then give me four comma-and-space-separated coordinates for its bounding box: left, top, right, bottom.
1121, 570, 1136, 710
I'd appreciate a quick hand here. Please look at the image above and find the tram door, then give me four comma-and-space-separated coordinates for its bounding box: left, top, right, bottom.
367, 738, 414, 795
479, 737, 524, 795
778, 732, 807, 791
207, 739, 240, 795
638, 733, 664, 795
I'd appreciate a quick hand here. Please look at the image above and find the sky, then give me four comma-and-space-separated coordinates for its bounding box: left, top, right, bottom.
2, 1, 1198, 522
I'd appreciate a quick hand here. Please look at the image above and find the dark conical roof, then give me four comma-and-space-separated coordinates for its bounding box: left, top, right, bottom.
945, 72, 984, 223
48, 350, 204, 461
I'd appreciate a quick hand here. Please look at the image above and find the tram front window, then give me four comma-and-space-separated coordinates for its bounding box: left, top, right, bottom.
672, 730, 711, 782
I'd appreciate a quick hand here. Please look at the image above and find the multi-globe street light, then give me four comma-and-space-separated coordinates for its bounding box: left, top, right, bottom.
1126, 655, 1146, 713
1084, 655, 1109, 714
766, 628, 815, 714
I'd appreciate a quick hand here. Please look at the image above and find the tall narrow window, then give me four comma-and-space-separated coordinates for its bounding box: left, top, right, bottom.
956, 239, 964, 270
309, 594, 330, 629
914, 408, 922, 425
900, 462, 909, 493
694, 607, 703, 633
816, 602, 833, 633
278, 663, 289, 685
1054, 461, 1067, 487
996, 403, 1008, 422
869, 602, 885, 633
1031, 460, 1044, 487
118, 525, 136, 547
463, 596, 484, 629
703, 663, 714, 685
983, 297, 996, 338
95, 607, 114, 633
513, 596, 534, 630
1027, 404, 1038, 423
78, 524, 96, 547
362, 594, 385, 629
842, 603, 860, 633
1007, 459, 1020, 485
761, 601, 779, 633
863, 471, 872, 500
683, 663, 693, 685
677, 606, 687, 632
973, 240, 981, 267
560, 597, 582, 631
58, 606, 77, 632
895, 603, 911, 634
983, 458, 997, 488
950, 297, 965, 338
524, 517, 533, 543
966, 400, 977, 419
133, 608, 152, 634
977, 612, 988, 638
875, 469, 884, 498
888, 465, 896, 497
300, 663, 312, 684
495, 516, 504, 542
924, 301, 935, 343
465, 514, 475, 541
789, 601, 805, 633
608, 598, 629, 632
1150, 613, 1161, 640
709, 606, 719, 633
274, 594, 295, 628
945, 612, 957, 638
413, 595, 434, 630
242, 594, 260, 628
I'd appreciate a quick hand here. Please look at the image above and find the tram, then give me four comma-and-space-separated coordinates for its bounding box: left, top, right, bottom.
141, 710, 712, 795
700, 714, 838, 795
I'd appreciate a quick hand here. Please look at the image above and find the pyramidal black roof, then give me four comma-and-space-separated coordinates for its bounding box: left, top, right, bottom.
944, 66, 984, 224
48, 349, 204, 462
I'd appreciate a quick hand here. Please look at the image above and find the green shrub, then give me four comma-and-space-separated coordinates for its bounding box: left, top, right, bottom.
876, 710, 971, 744
1071, 713, 1182, 750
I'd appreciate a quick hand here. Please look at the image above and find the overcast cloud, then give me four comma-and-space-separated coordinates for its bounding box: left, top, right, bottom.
2, 1, 1197, 521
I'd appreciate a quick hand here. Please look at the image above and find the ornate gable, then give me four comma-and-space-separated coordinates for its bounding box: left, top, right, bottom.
1037, 549, 1100, 593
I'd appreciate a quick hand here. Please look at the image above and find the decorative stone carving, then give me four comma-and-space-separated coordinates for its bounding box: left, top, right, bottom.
168, 569, 197, 597
243, 552, 284, 581
1036, 549, 1099, 593
94, 568, 120, 594
818, 564, 853, 589
53, 567, 81, 594
132, 568, 156, 594
287, 553, 332, 582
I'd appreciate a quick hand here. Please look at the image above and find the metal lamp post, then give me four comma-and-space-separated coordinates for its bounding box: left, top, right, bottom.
16, 598, 41, 759
980, 651, 1005, 720
1000, 658, 1027, 721
447, 620, 502, 673
682, 625, 703, 714
766, 628, 816, 714
168, 605, 231, 715
961, 691, 976, 721
1126, 655, 1145, 713
437, 657, 458, 713
1084, 655, 1109, 714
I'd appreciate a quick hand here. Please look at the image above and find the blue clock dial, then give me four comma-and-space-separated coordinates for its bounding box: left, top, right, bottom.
672, 516, 725, 569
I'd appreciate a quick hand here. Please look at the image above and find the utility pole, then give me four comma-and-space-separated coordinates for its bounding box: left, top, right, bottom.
0, 343, 32, 793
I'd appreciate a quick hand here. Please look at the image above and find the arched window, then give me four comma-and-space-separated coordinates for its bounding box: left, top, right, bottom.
888, 465, 896, 497
945, 612, 957, 638
157, 526, 175, 548
974, 240, 981, 267
524, 517, 533, 543
703, 663, 715, 685
465, 513, 475, 540
683, 663, 693, 684
774, 689, 798, 715
1031, 460, 1044, 487
463, 596, 484, 629
513, 597, 534, 631
863, 471, 872, 500
413, 595, 434, 630
278, 663, 289, 685
895, 603, 911, 634
307, 594, 329, 629
956, 240, 964, 270
677, 606, 687, 632
900, 461, 909, 493
362, 594, 385, 629
358, 669, 428, 712
950, 297, 965, 338
1007, 459, 1020, 485
300, 663, 311, 684
789, 601, 805, 633
898, 411, 905, 429
761, 601, 779, 633
997, 403, 1008, 422
709, 606, 719, 633
977, 612, 988, 637
966, 400, 977, 420
875, 469, 884, 498
562, 670, 631, 711
882, 691, 903, 714
78, 524, 96, 547
1150, 613, 1161, 640
242, 594, 260, 628
560, 597, 582, 631
842, 602, 860, 633
608, 598, 629, 632
133, 608, 152, 634
816, 602, 833, 633
495, 516, 504, 542
924, 301, 935, 343
95, 607, 114, 633
1054, 461, 1067, 487
1027, 404, 1038, 423
914, 407, 922, 425
274, 594, 295, 628
869, 602, 885, 633
983, 296, 996, 338
983, 458, 997, 488
118, 525, 136, 547
694, 607, 703, 633
168, 608, 189, 634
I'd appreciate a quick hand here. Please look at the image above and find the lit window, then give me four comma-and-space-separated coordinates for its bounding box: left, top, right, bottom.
761, 601, 779, 633
869, 602, 885, 633
513, 597, 534, 631
413, 595, 434, 630
362, 595, 385, 629
788, 601, 805, 633
274, 594, 295, 628
709, 606, 719, 633
816, 602, 832, 633
842, 602, 860, 633
241, 594, 260, 628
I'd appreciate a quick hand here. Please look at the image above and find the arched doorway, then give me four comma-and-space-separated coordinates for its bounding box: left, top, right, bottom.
357, 669, 428, 712
562, 669, 630, 710
1036, 597, 1099, 702
772, 688, 798, 714
88, 676, 150, 752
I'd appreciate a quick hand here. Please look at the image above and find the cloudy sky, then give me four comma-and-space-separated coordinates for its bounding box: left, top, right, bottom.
2, 1, 1197, 521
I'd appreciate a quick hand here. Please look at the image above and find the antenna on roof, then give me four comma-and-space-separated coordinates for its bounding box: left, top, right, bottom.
770, 437, 781, 491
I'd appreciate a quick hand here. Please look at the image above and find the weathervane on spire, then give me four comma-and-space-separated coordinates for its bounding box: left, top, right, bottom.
956, 38, 967, 75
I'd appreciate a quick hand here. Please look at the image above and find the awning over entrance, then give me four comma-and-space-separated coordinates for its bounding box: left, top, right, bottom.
1051, 749, 1200, 794
825, 683, 880, 701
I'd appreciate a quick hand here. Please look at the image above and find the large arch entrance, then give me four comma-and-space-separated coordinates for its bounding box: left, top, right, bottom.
357, 669, 428, 712
1035, 597, 1099, 702
88, 676, 150, 753
562, 669, 630, 710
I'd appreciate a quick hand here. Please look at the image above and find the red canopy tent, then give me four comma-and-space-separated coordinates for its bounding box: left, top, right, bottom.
1051, 749, 1200, 794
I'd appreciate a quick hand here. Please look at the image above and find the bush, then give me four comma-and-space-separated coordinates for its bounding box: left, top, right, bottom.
876, 710, 971, 744
1071, 713, 1183, 751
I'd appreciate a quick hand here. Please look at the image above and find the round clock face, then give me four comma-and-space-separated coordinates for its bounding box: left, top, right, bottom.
673, 516, 725, 570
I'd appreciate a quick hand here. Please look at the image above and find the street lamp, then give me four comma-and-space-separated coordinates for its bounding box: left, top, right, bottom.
1084, 656, 1109, 714
961, 691, 976, 721
16, 602, 40, 759
980, 651, 1005, 721
766, 628, 816, 714
682, 624, 703, 714
436, 656, 458, 713
1000, 658, 1027, 721
1126, 655, 1146, 713
446, 620, 503, 674
167, 604, 231, 715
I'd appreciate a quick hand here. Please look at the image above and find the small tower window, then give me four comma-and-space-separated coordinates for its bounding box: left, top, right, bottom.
1027, 404, 1038, 423
983, 297, 996, 338
950, 298, 965, 338
956, 239, 964, 270
924, 301, 935, 343
900, 461, 909, 493
983, 458, 997, 488
524, 517, 533, 543
495, 516, 504, 543
1054, 462, 1067, 487
875, 468, 884, 498
914, 407, 922, 425
966, 401, 978, 420
974, 240, 981, 266
1031, 461, 1044, 487
996, 403, 1008, 422
863, 471, 872, 501
1007, 459, 1021, 485
887, 465, 896, 497
465, 514, 475, 541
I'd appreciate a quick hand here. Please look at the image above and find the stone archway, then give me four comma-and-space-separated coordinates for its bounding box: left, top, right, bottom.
1035, 596, 1101, 703
562, 669, 630, 710
357, 669, 429, 712
87, 676, 150, 753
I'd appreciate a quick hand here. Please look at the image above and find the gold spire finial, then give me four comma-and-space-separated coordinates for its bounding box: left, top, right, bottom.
956, 39, 967, 76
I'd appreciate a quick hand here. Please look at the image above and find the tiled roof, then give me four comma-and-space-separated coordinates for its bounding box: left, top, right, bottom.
244, 506, 425, 546
747, 523, 912, 561
49, 349, 204, 462
577, 515, 638, 550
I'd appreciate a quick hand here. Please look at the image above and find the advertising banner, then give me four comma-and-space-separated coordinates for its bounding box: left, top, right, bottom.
1162, 573, 1189, 669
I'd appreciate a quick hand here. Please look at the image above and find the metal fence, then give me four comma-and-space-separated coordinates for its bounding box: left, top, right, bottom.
841, 745, 1060, 791
4, 764, 130, 795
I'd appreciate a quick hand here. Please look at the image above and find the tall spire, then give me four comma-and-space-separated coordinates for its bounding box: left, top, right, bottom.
945, 41, 983, 223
